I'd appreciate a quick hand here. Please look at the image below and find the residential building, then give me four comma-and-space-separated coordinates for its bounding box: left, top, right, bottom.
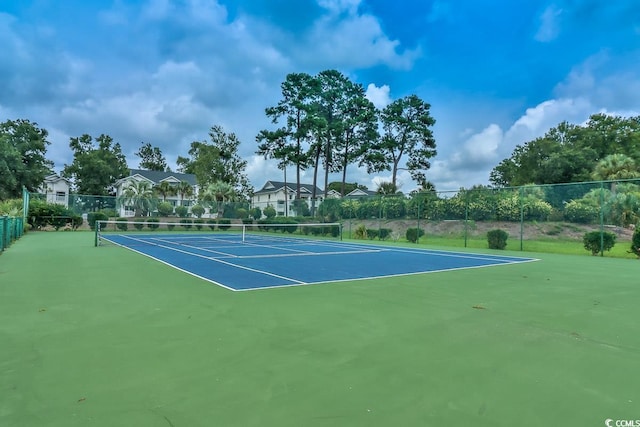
39, 174, 71, 207
114, 169, 199, 217
252, 181, 332, 217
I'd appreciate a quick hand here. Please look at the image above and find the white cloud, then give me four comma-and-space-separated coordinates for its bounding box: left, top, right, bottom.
431, 97, 595, 190
450, 124, 503, 168
535, 5, 562, 42
365, 83, 391, 109
317, 0, 362, 15
301, 6, 420, 69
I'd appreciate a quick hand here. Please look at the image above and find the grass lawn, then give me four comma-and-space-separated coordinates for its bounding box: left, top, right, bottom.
1, 231, 639, 426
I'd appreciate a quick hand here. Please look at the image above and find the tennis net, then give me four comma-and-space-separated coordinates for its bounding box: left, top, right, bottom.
95, 219, 342, 247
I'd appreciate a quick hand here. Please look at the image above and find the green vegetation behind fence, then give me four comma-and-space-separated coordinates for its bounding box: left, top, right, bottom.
28, 178, 640, 256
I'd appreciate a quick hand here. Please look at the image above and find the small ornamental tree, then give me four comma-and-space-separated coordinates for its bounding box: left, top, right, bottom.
191, 204, 205, 218
264, 205, 276, 219
175, 205, 189, 218
406, 227, 425, 243
630, 227, 640, 258
157, 202, 173, 217
251, 207, 262, 220
583, 231, 616, 256
487, 229, 508, 250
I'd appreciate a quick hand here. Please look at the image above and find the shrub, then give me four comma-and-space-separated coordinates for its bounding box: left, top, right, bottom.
115, 218, 128, 231
218, 218, 231, 230
133, 221, 144, 230
157, 202, 173, 217
251, 207, 262, 220
379, 228, 392, 240
194, 219, 204, 230
71, 215, 83, 230
175, 205, 189, 218
366, 229, 379, 240
167, 222, 176, 231
564, 200, 599, 224
406, 227, 425, 243
264, 205, 276, 219
147, 218, 160, 230
630, 227, 640, 258
28, 199, 72, 230
353, 224, 367, 239
583, 231, 616, 256
242, 218, 253, 225
236, 208, 248, 219
180, 219, 193, 229
207, 219, 216, 230
87, 212, 109, 230
191, 204, 205, 218
487, 229, 508, 250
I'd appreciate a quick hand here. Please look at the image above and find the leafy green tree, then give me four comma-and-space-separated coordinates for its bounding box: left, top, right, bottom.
316, 69, 354, 199
136, 142, 168, 171
490, 115, 640, 187
258, 72, 318, 200
62, 134, 129, 196
333, 79, 379, 197
581, 114, 640, 161
117, 180, 157, 217
177, 125, 253, 199
0, 119, 53, 199
366, 95, 437, 187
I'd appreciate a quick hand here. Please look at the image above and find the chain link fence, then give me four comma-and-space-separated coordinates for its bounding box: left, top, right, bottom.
28, 179, 640, 254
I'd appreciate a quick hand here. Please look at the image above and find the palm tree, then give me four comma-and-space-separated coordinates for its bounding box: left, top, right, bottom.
376, 181, 399, 195
592, 154, 640, 193
176, 180, 194, 207
118, 180, 157, 217
154, 181, 176, 202
201, 181, 237, 217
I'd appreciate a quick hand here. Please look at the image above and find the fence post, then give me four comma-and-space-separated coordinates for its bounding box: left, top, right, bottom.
520, 186, 524, 251
599, 181, 605, 257
0, 216, 6, 251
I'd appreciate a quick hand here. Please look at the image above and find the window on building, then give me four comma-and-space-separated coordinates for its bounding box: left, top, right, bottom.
56, 191, 66, 202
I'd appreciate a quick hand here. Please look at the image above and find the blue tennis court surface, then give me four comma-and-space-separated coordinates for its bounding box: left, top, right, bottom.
100, 233, 538, 291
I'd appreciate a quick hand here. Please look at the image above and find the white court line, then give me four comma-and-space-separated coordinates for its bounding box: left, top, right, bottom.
102, 233, 539, 292
108, 234, 306, 286
230, 248, 384, 259
236, 258, 540, 292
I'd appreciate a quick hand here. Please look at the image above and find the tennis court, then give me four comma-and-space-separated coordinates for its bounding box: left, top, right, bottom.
3, 231, 639, 427
98, 224, 538, 290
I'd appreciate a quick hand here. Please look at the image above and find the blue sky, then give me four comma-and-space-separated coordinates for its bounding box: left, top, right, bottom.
1, 0, 639, 192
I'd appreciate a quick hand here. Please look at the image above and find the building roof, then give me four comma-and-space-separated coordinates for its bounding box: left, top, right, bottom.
344, 188, 377, 198
117, 169, 197, 186
43, 174, 71, 184
253, 180, 323, 196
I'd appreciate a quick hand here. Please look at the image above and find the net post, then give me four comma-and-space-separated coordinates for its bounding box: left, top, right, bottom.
339, 222, 343, 241
94, 220, 101, 247
242, 224, 246, 243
